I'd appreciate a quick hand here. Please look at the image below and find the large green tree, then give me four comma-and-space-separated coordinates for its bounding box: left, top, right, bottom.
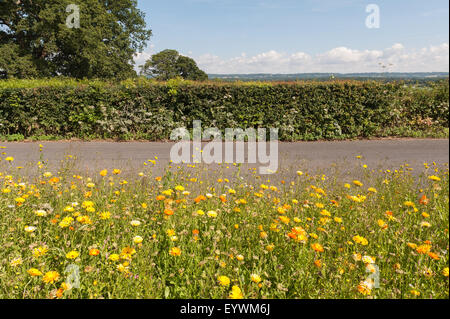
140, 49, 208, 81
0, 0, 151, 79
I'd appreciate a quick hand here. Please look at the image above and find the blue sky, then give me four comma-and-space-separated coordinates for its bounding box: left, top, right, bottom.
135, 0, 449, 73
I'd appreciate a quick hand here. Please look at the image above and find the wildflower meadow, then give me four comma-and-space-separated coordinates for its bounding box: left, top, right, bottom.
0, 147, 448, 299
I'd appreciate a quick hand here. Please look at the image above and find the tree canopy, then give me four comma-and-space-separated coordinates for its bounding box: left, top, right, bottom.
140, 49, 208, 81
0, 0, 152, 79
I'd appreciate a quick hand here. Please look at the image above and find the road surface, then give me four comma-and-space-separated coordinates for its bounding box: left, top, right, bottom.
1, 139, 448, 177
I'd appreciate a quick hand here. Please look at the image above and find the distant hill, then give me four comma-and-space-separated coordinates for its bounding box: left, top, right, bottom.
208, 72, 449, 82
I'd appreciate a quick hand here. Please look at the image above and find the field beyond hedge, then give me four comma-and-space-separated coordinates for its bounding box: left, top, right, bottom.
0, 78, 448, 141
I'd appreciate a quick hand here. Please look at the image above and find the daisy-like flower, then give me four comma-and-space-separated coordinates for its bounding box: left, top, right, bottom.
362, 256, 376, 264
357, 279, 373, 295
353, 180, 363, 187
66, 250, 79, 259
229, 285, 244, 299
311, 243, 324, 252
133, 236, 143, 244
217, 275, 231, 286
35, 210, 47, 217
207, 210, 217, 218
24, 226, 36, 233
442, 267, 449, 277
89, 248, 100, 256
42, 271, 60, 284
169, 247, 181, 256
352, 235, 368, 246
32, 246, 48, 258
28, 268, 43, 277
109, 254, 120, 262
250, 274, 262, 283
130, 220, 141, 227
428, 175, 441, 182
10, 257, 23, 267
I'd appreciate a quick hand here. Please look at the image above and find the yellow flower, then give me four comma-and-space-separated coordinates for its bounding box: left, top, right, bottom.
15, 197, 25, 204
404, 201, 415, 208
59, 216, 74, 228
217, 275, 231, 286
32, 246, 48, 258
236, 254, 244, 261
66, 250, 79, 259
311, 243, 324, 252
296, 171, 303, 176
420, 221, 431, 228
112, 169, 122, 175
99, 169, 108, 177
229, 285, 244, 299
5, 156, 14, 162
279, 216, 290, 224
120, 247, 136, 260
10, 257, 23, 267
250, 274, 262, 283
442, 267, 449, 277
43, 271, 60, 284
334, 217, 343, 223
43, 172, 53, 178
362, 255, 376, 264
34, 210, 47, 217
169, 247, 181, 256
428, 175, 441, 182
352, 235, 368, 246
99, 211, 111, 220
353, 180, 363, 187
24, 226, 36, 233
28, 268, 43, 277
410, 290, 421, 296
357, 280, 373, 295
130, 220, 141, 227
109, 254, 120, 262
133, 236, 143, 244
89, 248, 100, 256
207, 210, 218, 218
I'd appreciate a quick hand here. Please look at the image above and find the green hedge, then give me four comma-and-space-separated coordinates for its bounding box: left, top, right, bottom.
0, 79, 448, 141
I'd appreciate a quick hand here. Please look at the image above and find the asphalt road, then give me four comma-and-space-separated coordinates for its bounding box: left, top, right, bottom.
1, 139, 448, 177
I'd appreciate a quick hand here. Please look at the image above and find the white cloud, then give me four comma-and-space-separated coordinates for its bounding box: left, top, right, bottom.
135, 43, 449, 74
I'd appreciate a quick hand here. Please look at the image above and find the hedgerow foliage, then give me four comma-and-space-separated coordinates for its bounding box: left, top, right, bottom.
0, 78, 448, 140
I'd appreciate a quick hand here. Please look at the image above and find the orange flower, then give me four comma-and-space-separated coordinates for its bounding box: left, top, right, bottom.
192, 229, 199, 235
169, 247, 181, 256
219, 195, 227, 203
416, 244, 432, 254
89, 248, 100, 256
427, 252, 440, 260
419, 194, 429, 205
156, 195, 166, 201
311, 243, 324, 252
194, 195, 206, 203
48, 177, 60, 185
164, 208, 174, 216
314, 259, 322, 268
